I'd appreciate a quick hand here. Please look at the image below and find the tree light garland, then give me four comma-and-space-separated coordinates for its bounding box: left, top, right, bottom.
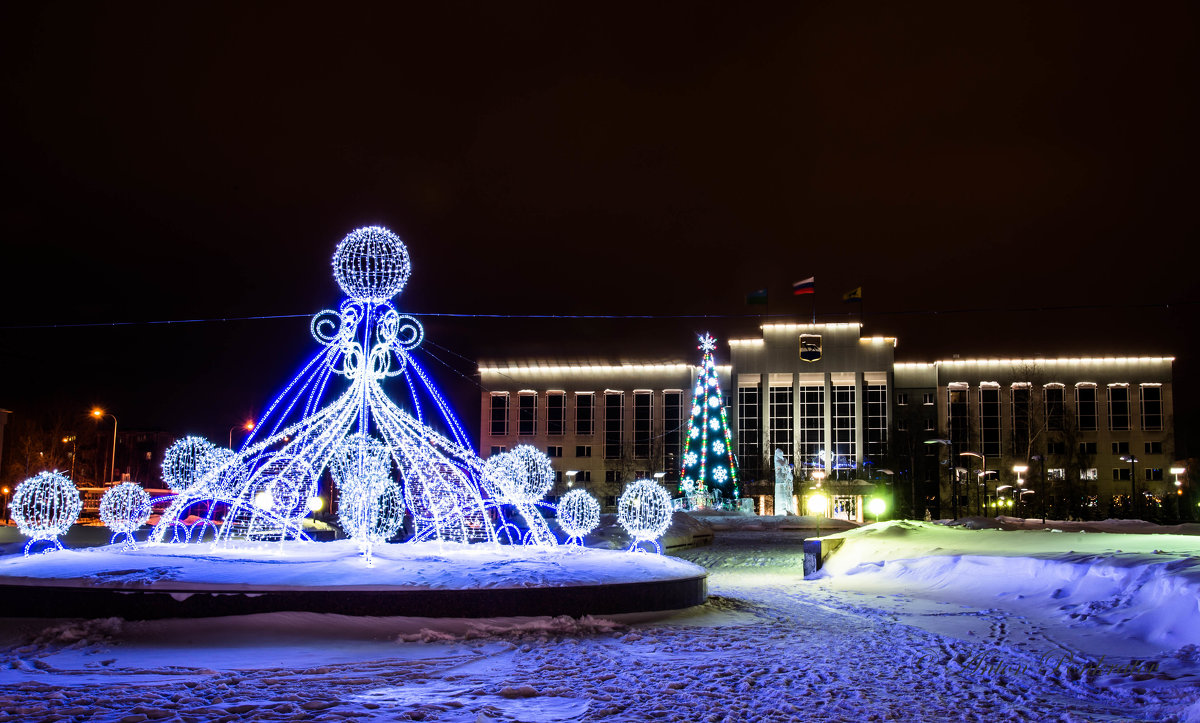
556, 489, 600, 544
99, 481, 152, 547
679, 333, 740, 507
12, 471, 82, 555
617, 479, 673, 553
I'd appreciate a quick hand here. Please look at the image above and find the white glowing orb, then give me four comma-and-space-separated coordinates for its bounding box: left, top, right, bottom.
12, 471, 82, 542
617, 479, 673, 543
162, 436, 222, 493
332, 226, 412, 302
307, 496, 324, 512
253, 489, 274, 511
485, 445, 554, 504
338, 480, 404, 543
99, 482, 151, 536
557, 489, 600, 539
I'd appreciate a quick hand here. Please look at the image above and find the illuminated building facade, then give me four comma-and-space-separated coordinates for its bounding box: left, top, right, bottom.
479, 323, 1176, 517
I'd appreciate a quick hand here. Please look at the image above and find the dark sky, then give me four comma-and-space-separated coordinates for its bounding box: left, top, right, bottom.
2, 3, 1198, 449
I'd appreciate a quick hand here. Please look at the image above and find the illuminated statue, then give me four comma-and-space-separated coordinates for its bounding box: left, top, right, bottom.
773, 448, 796, 515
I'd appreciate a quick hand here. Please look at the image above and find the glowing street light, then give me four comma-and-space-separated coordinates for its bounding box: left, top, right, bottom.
867, 497, 886, 523
1013, 465, 1028, 517
229, 419, 255, 449
1, 486, 9, 525
1120, 454, 1140, 517
91, 408, 118, 486
808, 492, 828, 538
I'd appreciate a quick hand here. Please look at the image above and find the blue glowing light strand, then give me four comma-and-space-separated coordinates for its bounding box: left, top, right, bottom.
405, 351, 474, 451
401, 359, 424, 427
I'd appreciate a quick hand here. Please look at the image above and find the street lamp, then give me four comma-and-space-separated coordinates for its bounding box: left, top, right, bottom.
566, 471, 578, 488
229, 420, 255, 449
808, 492, 828, 538
1, 486, 9, 524
867, 497, 886, 523
1013, 465, 1028, 517
91, 408, 118, 486
924, 438, 952, 519
1120, 455, 1139, 518
1171, 466, 1186, 520
960, 452, 985, 516
62, 435, 77, 482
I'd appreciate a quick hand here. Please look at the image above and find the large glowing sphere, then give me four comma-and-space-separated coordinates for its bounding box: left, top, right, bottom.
99, 481, 152, 536
338, 480, 404, 543
162, 436, 221, 493
12, 471, 82, 541
557, 489, 600, 539
485, 445, 554, 505
332, 226, 412, 302
617, 479, 672, 543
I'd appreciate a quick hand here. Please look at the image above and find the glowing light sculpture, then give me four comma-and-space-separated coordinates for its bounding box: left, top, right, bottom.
151, 225, 558, 559
556, 489, 600, 545
679, 333, 740, 506
162, 436, 222, 493
100, 482, 152, 548
12, 471, 82, 556
617, 479, 673, 553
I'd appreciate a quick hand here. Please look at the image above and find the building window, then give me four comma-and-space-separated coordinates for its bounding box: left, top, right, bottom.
575, 393, 594, 436
663, 391, 683, 474
1140, 385, 1163, 432
948, 385, 969, 459
897, 419, 908, 433
575, 445, 592, 458
546, 446, 563, 457
554, 470, 563, 485
490, 393, 509, 436
1047, 441, 1065, 456
605, 470, 619, 483
1011, 384, 1031, 457
633, 391, 652, 459
1075, 384, 1098, 431
1111, 441, 1130, 455
922, 392, 935, 406
867, 384, 887, 459
979, 385, 1001, 457
547, 393, 565, 436
489, 445, 506, 456
577, 470, 591, 483
737, 386, 761, 472
1048, 468, 1065, 480
604, 392, 624, 459
1113, 467, 1131, 481
770, 385, 795, 465
518, 393, 537, 436
1108, 384, 1130, 431
1080, 468, 1098, 480
1145, 441, 1162, 455
1044, 384, 1065, 432
1078, 442, 1097, 455
797, 385, 823, 470
897, 393, 908, 406
1145, 468, 1163, 481
831, 385, 856, 469
924, 416, 935, 432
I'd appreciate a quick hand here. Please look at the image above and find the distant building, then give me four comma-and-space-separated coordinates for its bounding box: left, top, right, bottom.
478, 322, 1176, 519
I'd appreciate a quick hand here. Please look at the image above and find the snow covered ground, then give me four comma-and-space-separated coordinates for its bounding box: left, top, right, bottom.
2, 519, 1199, 721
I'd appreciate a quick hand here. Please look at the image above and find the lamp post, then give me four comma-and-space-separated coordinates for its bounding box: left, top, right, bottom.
1120, 454, 1139, 518
808, 492, 828, 538
229, 420, 255, 450
1030, 454, 1047, 523
2, 486, 9, 524
62, 435, 77, 482
877, 468, 896, 520
960, 452, 985, 516
924, 438, 952, 519
1012, 465, 1028, 518
91, 408, 117, 486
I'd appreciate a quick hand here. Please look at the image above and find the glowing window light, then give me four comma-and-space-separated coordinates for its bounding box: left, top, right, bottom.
332, 226, 412, 302
99, 481, 151, 546
557, 488, 600, 543
617, 479, 673, 553
162, 436, 223, 493
12, 471, 82, 555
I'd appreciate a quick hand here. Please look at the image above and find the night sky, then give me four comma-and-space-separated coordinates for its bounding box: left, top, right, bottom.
2, 3, 1198, 451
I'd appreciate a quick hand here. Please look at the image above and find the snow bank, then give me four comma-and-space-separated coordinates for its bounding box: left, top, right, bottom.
816, 520, 1200, 652
688, 511, 859, 533
0, 539, 705, 591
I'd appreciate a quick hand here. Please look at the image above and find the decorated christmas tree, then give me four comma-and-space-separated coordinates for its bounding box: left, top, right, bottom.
679, 333, 739, 506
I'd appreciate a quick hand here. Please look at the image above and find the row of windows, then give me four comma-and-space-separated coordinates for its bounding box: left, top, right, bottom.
490, 391, 686, 461
1020, 467, 1167, 481
739, 384, 887, 467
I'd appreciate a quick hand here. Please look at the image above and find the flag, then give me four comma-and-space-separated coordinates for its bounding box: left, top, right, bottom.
792, 277, 815, 295
745, 288, 768, 305
842, 286, 862, 303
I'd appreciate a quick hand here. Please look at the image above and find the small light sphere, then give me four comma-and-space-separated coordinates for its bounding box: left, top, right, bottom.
307, 496, 324, 512
332, 226, 412, 302
12, 471, 82, 542
867, 497, 887, 517
99, 481, 151, 536
557, 489, 600, 538
162, 436, 221, 493
617, 479, 673, 543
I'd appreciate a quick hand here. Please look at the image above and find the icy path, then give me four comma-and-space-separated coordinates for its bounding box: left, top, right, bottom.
1, 532, 1197, 722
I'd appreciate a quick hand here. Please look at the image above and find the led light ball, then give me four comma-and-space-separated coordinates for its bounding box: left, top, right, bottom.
617, 479, 673, 543
12, 472, 82, 542
162, 436, 221, 493
338, 480, 404, 543
486, 445, 554, 504
99, 481, 151, 536
557, 489, 600, 539
332, 226, 412, 302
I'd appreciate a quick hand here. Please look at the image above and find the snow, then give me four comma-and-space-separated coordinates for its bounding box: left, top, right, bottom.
1, 520, 1199, 721
0, 539, 704, 590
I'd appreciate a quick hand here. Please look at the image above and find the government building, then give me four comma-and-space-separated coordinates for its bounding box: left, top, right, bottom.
478, 322, 1178, 521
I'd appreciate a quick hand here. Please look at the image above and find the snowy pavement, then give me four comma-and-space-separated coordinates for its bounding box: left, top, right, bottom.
2, 528, 1199, 721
